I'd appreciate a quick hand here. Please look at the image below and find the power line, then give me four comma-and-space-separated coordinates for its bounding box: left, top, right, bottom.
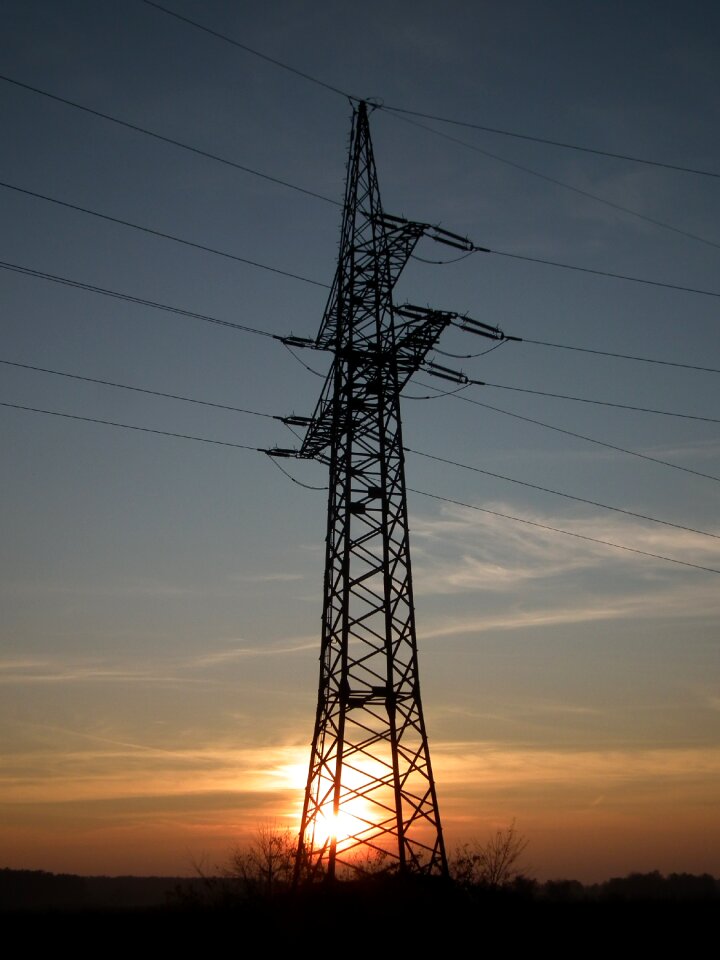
4, 396, 715, 573
5, 209, 720, 389
0, 400, 261, 450
485, 248, 720, 300
139, 1, 718, 182
6, 253, 718, 461
283, 343, 326, 378
405, 382, 472, 400
14, 353, 716, 485
25, 359, 718, 536
433, 390, 720, 484
519, 338, 720, 374
411, 250, 475, 265
5, 78, 719, 305
470, 378, 720, 423
407, 489, 720, 576
0, 358, 279, 420
434, 340, 508, 361
0, 260, 279, 338
140, 1, 720, 258
8, 173, 718, 304
405, 447, 720, 542
0, 180, 329, 289
381, 105, 720, 181
5, 68, 717, 268
141, 0, 351, 100
390, 111, 720, 251
4, 26, 717, 503
268, 456, 327, 491
19, 0, 712, 340
0, 74, 340, 208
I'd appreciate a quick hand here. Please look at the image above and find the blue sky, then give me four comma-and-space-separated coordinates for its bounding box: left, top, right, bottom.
1, 0, 719, 880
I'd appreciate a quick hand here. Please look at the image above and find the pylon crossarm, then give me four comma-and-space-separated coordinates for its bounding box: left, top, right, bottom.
315, 218, 427, 350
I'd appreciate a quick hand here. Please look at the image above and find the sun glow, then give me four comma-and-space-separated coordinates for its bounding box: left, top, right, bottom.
312, 806, 371, 851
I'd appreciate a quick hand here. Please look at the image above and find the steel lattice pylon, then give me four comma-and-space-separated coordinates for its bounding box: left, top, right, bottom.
281, 102, 473, 882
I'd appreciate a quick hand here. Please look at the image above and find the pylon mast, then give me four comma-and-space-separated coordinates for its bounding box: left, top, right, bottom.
287, 102, 471, 881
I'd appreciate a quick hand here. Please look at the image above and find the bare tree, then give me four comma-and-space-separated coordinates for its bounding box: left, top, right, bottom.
225, 824, 297, 897
451, 820, 529, 890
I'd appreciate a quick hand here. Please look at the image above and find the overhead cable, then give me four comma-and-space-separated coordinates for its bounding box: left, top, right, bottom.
15, 354, 715, 483
140, 1, 718, 181
422, 364, 720, 422
0, 358, 279, 420
141, 0, 352, 100
0, 74, 340, 207
0, 180, 329, 289
433, 389, 720, 484
473, 378, 720, 423
390, 111, 720, 251
0, 400, 261, 450
519, 338, 720, 374
4, 70, 715, 259
140, 1, 720, 256
0, 260, 278, 338
380, 107, 719, 180
268, 456, 327, 491
4, 397, 716, 572
486, 248, 720, 299
5, 175, 717, 301
405, 448, 720, 541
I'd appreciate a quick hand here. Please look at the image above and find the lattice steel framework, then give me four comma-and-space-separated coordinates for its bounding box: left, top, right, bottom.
281, 102, 473, 881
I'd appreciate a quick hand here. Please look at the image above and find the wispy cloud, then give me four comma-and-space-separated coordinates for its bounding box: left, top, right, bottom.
229, 572, 305, 584
0, 632, 321, 687
410, 500, 720, 595
188, 638, 318, 667
421, 581, 720, 639
432, 740, 720, 791
435, 699, 602, 724
0, 726, 309, 805
0, 658, 178, 686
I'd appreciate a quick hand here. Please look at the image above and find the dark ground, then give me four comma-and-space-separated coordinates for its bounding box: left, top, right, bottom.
1, 867, 717, 948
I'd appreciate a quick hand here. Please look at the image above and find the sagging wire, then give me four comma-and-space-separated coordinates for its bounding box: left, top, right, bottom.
434, 339, 509, 360
410, 250, 475, 265
268, 455, 327, 491
404, 381, 471, 400
283, 342, 326, 378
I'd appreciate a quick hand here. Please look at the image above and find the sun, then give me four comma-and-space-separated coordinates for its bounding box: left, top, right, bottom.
311, 806, 368, 851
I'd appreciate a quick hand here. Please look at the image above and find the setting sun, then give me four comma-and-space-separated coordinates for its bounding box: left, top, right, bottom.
312, 807, 369, 851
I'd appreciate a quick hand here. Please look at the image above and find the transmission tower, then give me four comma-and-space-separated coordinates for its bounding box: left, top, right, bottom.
271, 102, 487, 881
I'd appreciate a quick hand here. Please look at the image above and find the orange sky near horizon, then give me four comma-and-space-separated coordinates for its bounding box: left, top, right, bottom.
3, 725, 719, 881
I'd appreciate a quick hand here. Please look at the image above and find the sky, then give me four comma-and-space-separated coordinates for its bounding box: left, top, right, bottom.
1, 0, 719, 882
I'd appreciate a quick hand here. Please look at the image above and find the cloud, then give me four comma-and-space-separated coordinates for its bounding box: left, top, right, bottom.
0, 728, 309, 806
0, 632, 320, 687
410, 499, 720, 595
432, 740, 720, 792
5, 725, 718, 826
435, 699, 602, 723
420, 580, 720, 639
638, 438, 720, 462
0, 658, 177, 686
188, 638, 319, 667
3, 580, 204, 599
